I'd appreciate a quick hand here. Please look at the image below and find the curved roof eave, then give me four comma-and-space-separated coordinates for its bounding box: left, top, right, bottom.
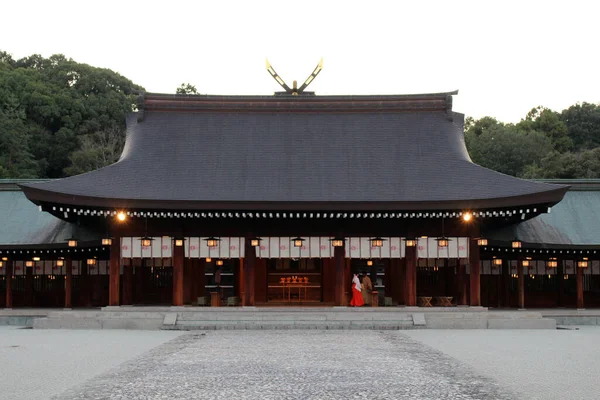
19, 184, 569, 212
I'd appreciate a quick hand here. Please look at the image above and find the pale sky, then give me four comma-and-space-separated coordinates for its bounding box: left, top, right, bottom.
2, 0, 599, 122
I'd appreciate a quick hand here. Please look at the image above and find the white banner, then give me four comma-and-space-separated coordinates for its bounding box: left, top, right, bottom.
417, 237, 470, 259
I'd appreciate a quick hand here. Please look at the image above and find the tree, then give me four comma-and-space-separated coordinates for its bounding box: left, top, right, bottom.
65, 127, 125, 175
517, 107, 572, 152
522, 148, 600, 179
560, 102, 600, 151
176, 83, 198, 94
0, 50, 144, 178
465, 119, 553, 177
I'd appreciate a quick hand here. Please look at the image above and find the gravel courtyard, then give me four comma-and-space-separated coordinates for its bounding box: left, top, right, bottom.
1, 326, 599, 399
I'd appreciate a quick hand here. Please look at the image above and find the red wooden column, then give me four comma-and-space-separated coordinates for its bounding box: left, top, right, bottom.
456, 261, 468, 306
518, 260, 525, 309
172, 240, 184, 306
190, 258, 200, 303
25, 263, 33, 306
183, 258, 192, 304
122, 262, 133, 305
243, 237, 256, 306
576, 262, 584, 309
109, 238, 121, 306
65, 257, 72, 309
469, 239, 481, 307
198, 259, 206, 299
405, 245, 417, 306
5, 260, 13, 308
333, 243, 346, 306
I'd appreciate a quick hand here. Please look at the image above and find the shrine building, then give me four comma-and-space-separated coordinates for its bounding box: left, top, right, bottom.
1, 82, 599, 309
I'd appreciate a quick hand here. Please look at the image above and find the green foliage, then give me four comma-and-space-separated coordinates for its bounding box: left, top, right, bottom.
560, 102, 600, 151
466, 102, 600, 179
465, 121, 553, 177
176, 83, 198, 94
0, 51, 144, 178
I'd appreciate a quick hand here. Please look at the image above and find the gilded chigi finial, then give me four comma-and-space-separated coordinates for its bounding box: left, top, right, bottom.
266, 58, 323, 95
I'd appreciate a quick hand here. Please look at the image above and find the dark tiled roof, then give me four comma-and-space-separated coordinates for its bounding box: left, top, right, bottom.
20, 93, 567, 210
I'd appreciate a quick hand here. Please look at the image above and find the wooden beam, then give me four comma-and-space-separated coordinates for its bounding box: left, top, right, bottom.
172, 240, 184, 306
65, 257, 72, 309
469, 240, 481, 307
109, 238, 120, 306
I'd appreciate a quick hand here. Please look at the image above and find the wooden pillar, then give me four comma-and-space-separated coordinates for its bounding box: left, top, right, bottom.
456, 261, 467, 306
405, 245, 417, 306
198, 259, 206, 298
172, 240, 184, 306
109, 238, 120, 306
122, 263, 133, 305
183, 258, 192, 304
557, 260, 564, 307
502, 259, 510, 307
5, 260, 13, 308
243, 237, 256, 306
518, 261, 525, 309
65, 258, 72, 309
397, 258, 406, 305
81, 263, 90, 307
469, 240, 481, 306
333, 244, 346, 306
25, 263, 33, 306
190, 258, 200, 303
576, 263, 584, 309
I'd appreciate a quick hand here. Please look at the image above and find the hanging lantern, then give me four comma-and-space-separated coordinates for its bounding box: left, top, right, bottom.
366, 260, 373, 266
0, 261, 3, 267
330, 237, 344, 247
205, 257, 212, 263
577, 260, 589, 268
67, 237, 78, 247
102, 238, 112, 246
292, 237, 305, 248
87, 259, 96, 265
26, 261, 34, 267
403, 238, 418, 247
477, 238, 488, 246
216, 259, 224, 266
1, 257, 7, 261
462, 212, 472, 222
522, 260, 530, 267
511, 239, 522, 248
436, 237, 450, 248
370, 237, 385, 248
547, 260, 558, 268
205, 237, 220, 248
140, 236, 154, 247
56, 260, 64, 267
248, 237, 262, 247
116, 211, 127, 222
174, 238, 184, 247
493, 258, 503, 266
33, 257, 40, 261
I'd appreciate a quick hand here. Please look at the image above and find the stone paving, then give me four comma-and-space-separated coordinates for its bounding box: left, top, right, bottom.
55, 331, 516, 400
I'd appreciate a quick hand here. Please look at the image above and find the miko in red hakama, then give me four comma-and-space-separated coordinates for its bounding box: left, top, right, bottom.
350, 274, 364, 307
